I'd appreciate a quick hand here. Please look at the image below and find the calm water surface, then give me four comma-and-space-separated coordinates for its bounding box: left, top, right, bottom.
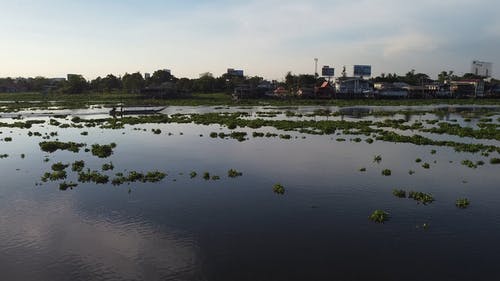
0, 106, 499, 280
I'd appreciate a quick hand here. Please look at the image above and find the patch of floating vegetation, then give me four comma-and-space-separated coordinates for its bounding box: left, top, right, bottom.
461, 159, 478, 169
415, 158, 422, 163
59, 181, 78, 191
373, 155, 382, 164
228, 169, 243, 178
359, 167, 366, 172
422, 163, 430, 169
41, 170, 67, 182
211, 175, 220, 180
51, 162, 69, 171
408, 191, 435, 205
152, 128, 161, 134
190, 171, 197, 178
0, 154, 8, 158
490, 158, 500, 164
381, 169, 392, 176
203, 172, 210, 180
78, 169, 109, 184
273, 183, 285, 195
91, 143, 116, 158
102, 162, 114, 171
80, 131, 88, 136
39, 141, 85, 153
431, 149, 437, 154
369, 210, 389, 223
111, 170, 166, 185
456, 198, 470, 209
4, 137, 12, 142
71, 160, 85, 172
393, 189, 407, 198
0, 119, 45, 129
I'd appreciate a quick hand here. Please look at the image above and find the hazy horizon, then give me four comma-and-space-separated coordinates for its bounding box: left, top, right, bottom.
1, 0, 499, 80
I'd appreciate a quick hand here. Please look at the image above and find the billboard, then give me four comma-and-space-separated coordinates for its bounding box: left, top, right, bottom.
353, 65, 372, 77
471, 61, 492, 77
322, 66, 335, 76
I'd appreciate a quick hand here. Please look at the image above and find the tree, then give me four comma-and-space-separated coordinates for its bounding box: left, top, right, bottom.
101, 74, 122, 92
63, 74, 88, 94
150, 70, 173, 86
122, 72, 145, 93
193, 73, 216, 92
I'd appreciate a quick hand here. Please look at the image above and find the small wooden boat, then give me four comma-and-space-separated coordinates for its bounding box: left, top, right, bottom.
109, 106, 166, 116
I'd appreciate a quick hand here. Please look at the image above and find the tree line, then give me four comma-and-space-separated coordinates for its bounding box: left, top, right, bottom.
0, 69, 497, 95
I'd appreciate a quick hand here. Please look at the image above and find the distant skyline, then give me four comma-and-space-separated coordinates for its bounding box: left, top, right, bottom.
1, 0, 499, 80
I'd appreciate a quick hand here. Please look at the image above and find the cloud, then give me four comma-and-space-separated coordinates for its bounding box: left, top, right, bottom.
381, 32, 441, 57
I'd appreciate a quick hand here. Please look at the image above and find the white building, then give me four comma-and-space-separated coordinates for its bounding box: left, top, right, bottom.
471, 60, 492, 77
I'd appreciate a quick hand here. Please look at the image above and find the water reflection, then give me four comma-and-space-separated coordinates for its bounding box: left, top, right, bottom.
0, 193, 201, 281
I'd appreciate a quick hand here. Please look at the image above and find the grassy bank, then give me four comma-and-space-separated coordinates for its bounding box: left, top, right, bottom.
1, 92, 500, 110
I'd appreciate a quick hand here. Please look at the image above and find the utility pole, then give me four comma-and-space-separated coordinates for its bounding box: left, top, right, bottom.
314, 58, 318, 78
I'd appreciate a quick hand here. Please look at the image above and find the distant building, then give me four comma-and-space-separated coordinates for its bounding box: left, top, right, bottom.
227, 68, 244, 77
335, 77, 372, 96
471, 60, 492, 77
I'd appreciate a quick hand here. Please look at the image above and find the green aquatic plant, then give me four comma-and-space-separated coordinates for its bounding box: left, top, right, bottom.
359, 167, 366, 172
152, 128, 162, 134
209, 132, 218, 138
408, 191, 434, 205
91, 143, 116, 158
381, 169, 391, 176
415, 158, 422, 163
461, 160, 477, 169
211, 175, 220, 180
490, 158, 500, 164
102, 162, 114, 171
393, 189, 407, 198
228, 169, 243, 178
273, 183, 285, 195
374, 155, 382, 164
39, 141, 85, 153
190, 171, 197, 178
203, 172, 210, 180
80, 131, 88, 136
144, 171, 166, 182
369, 210, 389, 223
78, 169, 109, 184
431, 149, 436, 154
71, 160, 85, 172
422, 163, 430, 169
456, 198, 470, 209
41, 170, 67, 182
4, 137, 12, 142
51, 162, 69, 171
408, 170, 415, 175
59, 181, 78, 191
0, 154, 8, 159
365, 138, 374, 144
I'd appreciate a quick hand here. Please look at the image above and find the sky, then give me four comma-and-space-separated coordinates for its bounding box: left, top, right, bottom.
1, 0, 499, 80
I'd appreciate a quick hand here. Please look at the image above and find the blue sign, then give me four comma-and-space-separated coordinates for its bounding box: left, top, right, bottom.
353, 65, 371, 77
322, 66, 335, 76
